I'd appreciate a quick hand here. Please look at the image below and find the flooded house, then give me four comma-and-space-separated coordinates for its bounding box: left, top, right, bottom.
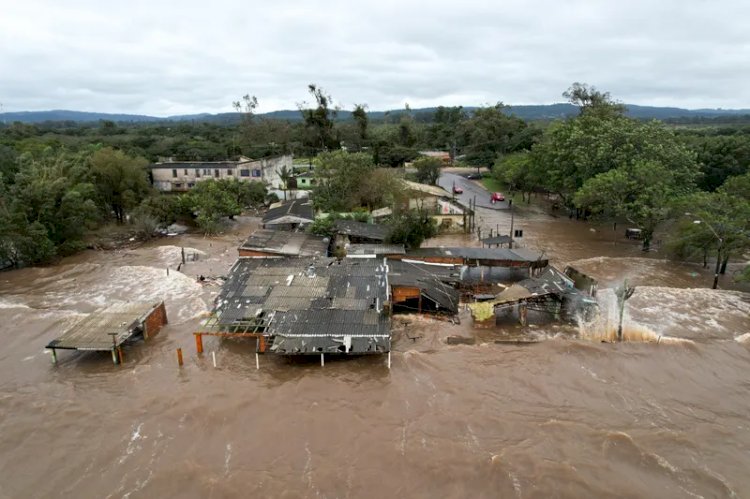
468, 266, 599, 328
46, 301, 168, 364
237, 229, 328, 258
195, 257, 392, 366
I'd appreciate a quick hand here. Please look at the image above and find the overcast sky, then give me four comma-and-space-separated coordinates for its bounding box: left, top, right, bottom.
2, 0, 749, 116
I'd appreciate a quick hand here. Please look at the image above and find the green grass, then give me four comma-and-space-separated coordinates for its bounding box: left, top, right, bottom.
480, 176, 505, 192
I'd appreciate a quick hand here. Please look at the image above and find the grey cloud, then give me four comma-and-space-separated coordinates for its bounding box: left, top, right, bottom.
1, 0, 749, 115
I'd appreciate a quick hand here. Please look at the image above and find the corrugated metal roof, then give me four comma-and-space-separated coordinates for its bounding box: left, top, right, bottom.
262, 199, 314, 224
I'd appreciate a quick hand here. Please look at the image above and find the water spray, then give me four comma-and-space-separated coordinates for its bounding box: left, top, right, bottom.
614, 280, 636, 341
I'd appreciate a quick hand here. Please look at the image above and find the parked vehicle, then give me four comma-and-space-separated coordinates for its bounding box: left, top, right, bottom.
490, 192, 505, 203
466, 173, 482, 180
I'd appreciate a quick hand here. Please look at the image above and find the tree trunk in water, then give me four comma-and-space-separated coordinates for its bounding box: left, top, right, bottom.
703, 249, 708, 268
720, 255, 729, 275
641, 234, 651, 252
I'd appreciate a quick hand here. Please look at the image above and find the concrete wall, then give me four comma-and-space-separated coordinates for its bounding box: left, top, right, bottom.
143, 302, 168, 339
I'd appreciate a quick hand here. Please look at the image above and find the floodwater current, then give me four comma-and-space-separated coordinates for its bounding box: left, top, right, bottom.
1, 204, 749, 498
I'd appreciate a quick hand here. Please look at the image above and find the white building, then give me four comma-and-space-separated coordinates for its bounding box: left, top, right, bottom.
149, 155, 293, 192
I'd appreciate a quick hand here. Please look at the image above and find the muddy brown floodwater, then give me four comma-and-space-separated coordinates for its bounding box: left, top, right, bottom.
1, 208, 750, 498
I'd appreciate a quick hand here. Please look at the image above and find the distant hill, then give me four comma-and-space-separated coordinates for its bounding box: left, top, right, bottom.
3, 104, 750, 124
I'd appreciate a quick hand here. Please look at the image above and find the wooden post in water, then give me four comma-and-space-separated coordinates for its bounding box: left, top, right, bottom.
194, 333, 204, 354
320, 353, 325, 367
176, 348, 183, 366
519, 303, 528, 326
50, 349, 57, 364
117, 346, 124, 365
255, 352, 260, 370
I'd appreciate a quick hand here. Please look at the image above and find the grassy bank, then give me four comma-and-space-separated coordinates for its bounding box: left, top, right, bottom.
480, 176, 505, 192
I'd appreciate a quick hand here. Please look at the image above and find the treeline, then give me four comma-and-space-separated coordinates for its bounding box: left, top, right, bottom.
0, 145, 269, 266
490, 83, 750, 282
2, 82, 749, 278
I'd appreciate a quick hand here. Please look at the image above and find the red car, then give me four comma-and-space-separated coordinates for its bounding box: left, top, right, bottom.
490, 192, 505, 203
452, 184, 463, 194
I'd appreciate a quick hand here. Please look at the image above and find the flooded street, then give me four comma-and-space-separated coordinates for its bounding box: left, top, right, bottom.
1, 208, 750, 498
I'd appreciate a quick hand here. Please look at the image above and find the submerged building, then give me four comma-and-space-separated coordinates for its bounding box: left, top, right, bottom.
196, 258, 391, 362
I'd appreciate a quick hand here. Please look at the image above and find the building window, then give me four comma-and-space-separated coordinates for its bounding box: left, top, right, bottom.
227, 169, 233, 175
187, 182, 195, 188
240, 169, 250, 177
204, 169, 210, 175
214, 169, 220, 178
172, 169, 177, 178
196, 169, 201, 178
252, 169, 261, 177
184, 169, 188, 175
174, 183, 183, 189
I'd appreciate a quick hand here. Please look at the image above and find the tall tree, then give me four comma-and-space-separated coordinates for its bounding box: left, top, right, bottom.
299, 84, 339, 152
89, 147, 151, 223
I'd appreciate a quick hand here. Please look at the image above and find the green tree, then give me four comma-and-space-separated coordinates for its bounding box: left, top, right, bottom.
4, 150, 99, 262
563, 82, 626, 117
667, 185, 750, 287
460, 104, 528, 167
531, 110, 698, 209
299, 84, 339, 152
575, 159, 699, 250
386, 210, 437, 249
184, 179, 242, 234
89, 147, 151, 223
413, 156, 442, 185
352, 104, 369, 141
493, 152, 537, 202
312, 151, 375, 211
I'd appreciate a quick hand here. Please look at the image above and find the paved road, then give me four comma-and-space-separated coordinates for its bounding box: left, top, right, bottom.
438, 173, 509, 210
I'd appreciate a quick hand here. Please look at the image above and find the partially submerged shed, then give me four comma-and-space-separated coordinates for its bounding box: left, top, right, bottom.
238, 229, 328, 258
196, 258, 391, 362
469, 267, 598, 327
262, 198, 315, 230
387, 260, 460, 315
46, 301, 167, 364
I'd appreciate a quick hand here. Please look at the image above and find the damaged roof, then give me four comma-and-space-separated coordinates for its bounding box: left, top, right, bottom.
333, 219, 389, 241
404, 246, 547, 266
262, 198, 315, 225
387, 259, 461, 314
212, 258, 390, 355
346, 244, 406, 257
239, 229, 328, 257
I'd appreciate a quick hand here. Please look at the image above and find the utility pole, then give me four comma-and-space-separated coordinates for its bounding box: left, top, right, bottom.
509, 202, 514, 249
712, 238, 723, 290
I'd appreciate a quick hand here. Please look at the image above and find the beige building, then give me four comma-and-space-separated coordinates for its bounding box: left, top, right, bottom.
149, 155, 293, 192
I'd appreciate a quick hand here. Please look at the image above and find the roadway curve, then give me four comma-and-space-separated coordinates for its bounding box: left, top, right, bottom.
438, 172, 510, 210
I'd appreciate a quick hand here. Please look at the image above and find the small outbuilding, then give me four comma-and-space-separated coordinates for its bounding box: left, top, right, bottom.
262, 198, 315, 230
238, 229, 328, 258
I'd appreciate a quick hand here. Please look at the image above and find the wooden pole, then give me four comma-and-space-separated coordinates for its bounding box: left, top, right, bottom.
50, 349, 57, 364
117, 346, 124, 365
320, 353, 325, 367
387, 351, 391, 369
212, 351, 217, 368
194, 333, 204, 354
111, 349, 119, 365
255, 352, 260, 370
176, 348, 183, 366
